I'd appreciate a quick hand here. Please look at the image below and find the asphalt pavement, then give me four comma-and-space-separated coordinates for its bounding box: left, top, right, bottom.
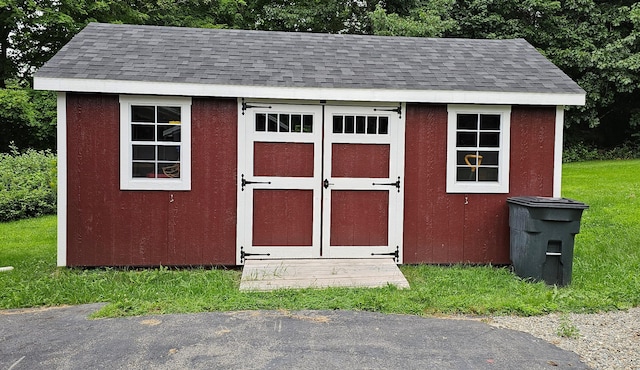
0, 303, 588, 369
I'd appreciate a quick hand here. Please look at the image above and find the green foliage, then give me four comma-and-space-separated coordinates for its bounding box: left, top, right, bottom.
0, 86, 56, 152
0, 160, 639, 317
0, 145, 57, 222
369, 2, 457, 37
563, 140, 640, 162
556, 314, 580, 338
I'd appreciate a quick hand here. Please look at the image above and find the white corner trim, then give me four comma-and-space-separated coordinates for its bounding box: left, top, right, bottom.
34, 77, 587, 106
553, 106, 565, 197
56, 92, 67, 267
446, 105, 511, 194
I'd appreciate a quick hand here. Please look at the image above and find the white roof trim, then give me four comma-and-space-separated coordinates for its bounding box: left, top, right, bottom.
34, 77, 586, 106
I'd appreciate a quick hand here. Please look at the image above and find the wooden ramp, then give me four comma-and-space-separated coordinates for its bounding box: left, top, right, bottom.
239, 258, 410, 291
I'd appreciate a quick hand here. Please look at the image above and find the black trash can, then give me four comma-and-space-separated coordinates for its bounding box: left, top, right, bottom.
507, 196, 589, 286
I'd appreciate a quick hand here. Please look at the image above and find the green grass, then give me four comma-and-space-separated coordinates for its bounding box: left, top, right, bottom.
1, 160, 639, 318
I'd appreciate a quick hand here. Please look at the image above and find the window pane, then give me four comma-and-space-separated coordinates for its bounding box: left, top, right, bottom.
379, 117, 389, 134
478, 167, 499, 181
157, 106, 181, 123
303, 115, 313, 133
133, 162, 155, 178
159, 163, 180, 178
256, 113, 266, 131
479, 151, 499, 166
132, 145, 155, 160
157, 125, 181, 142
158, 145, 180, 161
367, 116, 377, 134
345, 116, 355, 133
356, 116, 366, 134
456, 167, 476, 181
267, 114, 278, 132
132, 124, 155, 141
479, 132, 500, 147
457, 114, 477, 130
333, 116, 343, 133
480, 114, 500, 130
291, 115, 302, 132
456, 132, 477, 147
132, 106, 155, 123
457, 151, 481, 166
279, 114, 290, 132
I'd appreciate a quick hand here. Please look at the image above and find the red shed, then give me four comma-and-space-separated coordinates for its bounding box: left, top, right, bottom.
34, 23, 585, 267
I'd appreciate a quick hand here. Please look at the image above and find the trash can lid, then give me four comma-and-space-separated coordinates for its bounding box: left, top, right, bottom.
507, 196, 589, 209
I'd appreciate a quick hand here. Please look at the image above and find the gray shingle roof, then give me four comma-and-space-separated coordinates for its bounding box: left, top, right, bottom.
35, 22, 584, 95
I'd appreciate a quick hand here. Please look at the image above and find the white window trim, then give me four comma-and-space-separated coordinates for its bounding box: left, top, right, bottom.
446, 105, 511, 194
119, 95, 192, 191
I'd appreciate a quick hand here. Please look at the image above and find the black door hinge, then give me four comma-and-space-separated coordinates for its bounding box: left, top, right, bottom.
240, 246, 271, 264
371, 246, 400, 262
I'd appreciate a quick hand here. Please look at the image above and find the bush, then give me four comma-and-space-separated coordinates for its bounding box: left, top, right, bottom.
0, 145, 57, 222
563, 141, 640, 163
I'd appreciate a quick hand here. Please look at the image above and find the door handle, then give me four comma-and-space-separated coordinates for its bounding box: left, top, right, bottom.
241, 174, 271, 191
323, 179, 334, 189
372, 177, 401, 192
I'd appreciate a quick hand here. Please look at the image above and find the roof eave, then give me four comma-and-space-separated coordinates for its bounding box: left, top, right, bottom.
33, 77, 586, 106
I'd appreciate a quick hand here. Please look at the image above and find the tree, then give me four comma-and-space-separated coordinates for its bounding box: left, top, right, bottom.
369, 1, 457, 37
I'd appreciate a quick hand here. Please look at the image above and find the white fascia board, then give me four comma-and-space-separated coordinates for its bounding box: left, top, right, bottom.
34, 77, 587, 106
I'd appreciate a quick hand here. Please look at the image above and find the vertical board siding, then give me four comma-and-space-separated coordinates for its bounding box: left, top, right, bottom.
66, 94, 237, 266
403, 104, 556, 264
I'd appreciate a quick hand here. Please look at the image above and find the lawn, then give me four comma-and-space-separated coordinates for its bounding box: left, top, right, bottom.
1, 160, 638, 318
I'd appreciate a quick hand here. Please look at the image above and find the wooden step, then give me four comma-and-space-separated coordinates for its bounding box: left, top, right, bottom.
239, 258, 410, 291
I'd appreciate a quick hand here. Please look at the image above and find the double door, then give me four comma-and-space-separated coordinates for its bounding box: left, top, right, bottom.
237, 102, 405, 264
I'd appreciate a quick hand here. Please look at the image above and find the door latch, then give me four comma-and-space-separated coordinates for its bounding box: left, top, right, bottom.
241, 174, 271, 191
323, 179, 334, 189
372, 177, 401, 192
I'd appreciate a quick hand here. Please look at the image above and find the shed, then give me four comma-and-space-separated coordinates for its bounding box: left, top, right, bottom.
34, 23, 585, 267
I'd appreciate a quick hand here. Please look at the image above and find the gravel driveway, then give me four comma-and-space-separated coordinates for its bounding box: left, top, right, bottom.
489, 307, 640, 369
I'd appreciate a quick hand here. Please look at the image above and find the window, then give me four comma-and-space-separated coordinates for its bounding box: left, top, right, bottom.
255, 113, 313, 133
446, 105, 510, 193
120, 96, 192, 190
332, 115, 389, 135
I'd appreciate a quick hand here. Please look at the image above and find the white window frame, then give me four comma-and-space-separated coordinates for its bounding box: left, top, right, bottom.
446, 105, 511, 194
119, 95, 192, 191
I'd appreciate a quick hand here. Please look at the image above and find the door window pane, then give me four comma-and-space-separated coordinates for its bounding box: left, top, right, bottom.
256, 113, 266, 131
303, 115, 313, 133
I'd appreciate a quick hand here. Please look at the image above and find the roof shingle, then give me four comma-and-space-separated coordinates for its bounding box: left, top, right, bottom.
35, 22, 584, 95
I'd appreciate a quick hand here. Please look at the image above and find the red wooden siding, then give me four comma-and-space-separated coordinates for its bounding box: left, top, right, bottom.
254, 142, 314, 177
66, 94, 237, 266
252, 190, 313, 246
403, 104, 556, 264
331, 143, 390, 178
330, 190, 389, 246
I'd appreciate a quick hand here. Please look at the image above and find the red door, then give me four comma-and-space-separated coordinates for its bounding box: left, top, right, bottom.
237, 102, 405, 264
